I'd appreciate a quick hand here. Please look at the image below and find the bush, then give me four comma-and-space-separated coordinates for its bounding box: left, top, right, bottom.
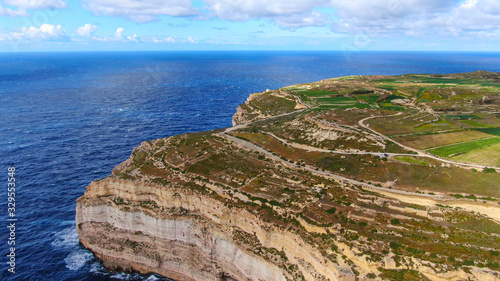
390, 242, 402, 250
326, 207, 337, 214
390, 218, 400, 225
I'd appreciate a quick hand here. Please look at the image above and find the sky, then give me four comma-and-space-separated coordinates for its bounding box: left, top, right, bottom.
0, 0, 499, 52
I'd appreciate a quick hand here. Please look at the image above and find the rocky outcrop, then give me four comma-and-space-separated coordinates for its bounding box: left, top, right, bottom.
76, 179, 350, 281
232, 90, 301, 125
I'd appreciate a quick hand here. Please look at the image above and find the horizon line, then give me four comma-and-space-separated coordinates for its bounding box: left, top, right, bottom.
1, 50, 500, 54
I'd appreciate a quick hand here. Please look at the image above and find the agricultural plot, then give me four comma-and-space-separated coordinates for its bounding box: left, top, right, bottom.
314, 96, 358, 108
314, 96, 357, 104
354, 94, 379, 104
282, 72, 500, 167
477, 127, 500, 136
460, 120, 494, 128
396, 130, 493, 149
452, 142, 500, 167
300, 89, 339, 97
443, 114, 480, 120
393, 156, 429, 166
427, 137, 500, 158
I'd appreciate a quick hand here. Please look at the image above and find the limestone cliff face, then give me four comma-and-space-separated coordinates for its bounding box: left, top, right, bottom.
76, 179, 350, 281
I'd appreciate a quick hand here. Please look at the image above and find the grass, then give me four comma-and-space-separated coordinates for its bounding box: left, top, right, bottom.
314, 96, 356, 104
317, 103, 368, 109
397, 130, 492, 150
354, 94, 379, 104
379, 269, 431, 281
379, 103, 405, 111
300, 89, 339, 97
476, 127, 500, 136
416, 87, 427, 98
460, 120, 494, 128
393, 156, 429, 166
417, 119, 454, 129
452, 142, 500, 167
377, 84, 396, 91
405, 76, 470, 85
428, 137, 500, 158
444, 114, 480, 120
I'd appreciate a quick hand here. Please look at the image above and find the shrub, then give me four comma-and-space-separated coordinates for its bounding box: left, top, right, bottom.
390, 218, 400, 225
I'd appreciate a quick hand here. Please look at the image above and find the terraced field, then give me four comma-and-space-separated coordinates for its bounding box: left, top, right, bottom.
396, 130, 493, 150
280, 71, 500, 167
427, 137, 500, 158
452, 142, 500, 167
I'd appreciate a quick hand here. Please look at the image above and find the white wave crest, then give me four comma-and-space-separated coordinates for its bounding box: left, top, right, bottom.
51, 227, 79, 248
64, 249, 93, 271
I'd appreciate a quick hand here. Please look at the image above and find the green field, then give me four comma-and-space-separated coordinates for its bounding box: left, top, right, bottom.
379, 103, 405, 111
397, 130, 493, 150
453, 142, 500, 167
476, 127, 500, 136
354, 94, 379, 104
393, 156, 429, 166
460, 120, 494, 128
444, 114, 480, 120
300, 89, 339, 97
428, 137, 500, 158
314, 96, 357, 104
317, 103, 368, 110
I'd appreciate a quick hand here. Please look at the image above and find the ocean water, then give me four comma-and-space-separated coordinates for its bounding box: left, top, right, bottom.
0, 51, 499, 281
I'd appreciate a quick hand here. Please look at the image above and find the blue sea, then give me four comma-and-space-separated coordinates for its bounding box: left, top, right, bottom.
1, 51, 499, 281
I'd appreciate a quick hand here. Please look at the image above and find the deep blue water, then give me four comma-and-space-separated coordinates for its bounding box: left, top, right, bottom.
0, 51, 499, 281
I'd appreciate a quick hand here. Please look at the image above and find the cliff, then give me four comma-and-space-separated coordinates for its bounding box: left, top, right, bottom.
77, 72, 500, 281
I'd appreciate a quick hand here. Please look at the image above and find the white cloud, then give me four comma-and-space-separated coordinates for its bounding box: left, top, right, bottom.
4, 0, 66, 10
6, 24, 68, 41
126, 33, 139, 42
88, 27, 140, 42
204, 0, 330, 28
82, 0, 198, 22
151, 36, 176, 43
149, 36, 200, 43
0, 5, 29, 17
76, 24, 98, 37
114, 27, 125, 39
329, 0, 500, 37
0, 0, 66, 18
274, 11, 328, 29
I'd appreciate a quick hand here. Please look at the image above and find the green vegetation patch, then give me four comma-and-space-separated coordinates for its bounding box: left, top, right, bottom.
377, 84, 396, 91
452, 141, 500, 167
405, 76, 470, 85
314, 96, 356, 104
379, 269, 431, 281
317, 103, 368, 110
428, 137, 500, 158
460, 120, 494, 128
379, 103, 405, 111
380, 94, 405, 102
354, 94, 379, 104
248, 94, 297, 116
476, 127, 500, 136
393, 156, 429, 166
444, 114, 480, 120
300, 89, 339, 97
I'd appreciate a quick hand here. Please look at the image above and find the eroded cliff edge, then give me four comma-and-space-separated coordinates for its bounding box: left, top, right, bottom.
77, 72, 500, 281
